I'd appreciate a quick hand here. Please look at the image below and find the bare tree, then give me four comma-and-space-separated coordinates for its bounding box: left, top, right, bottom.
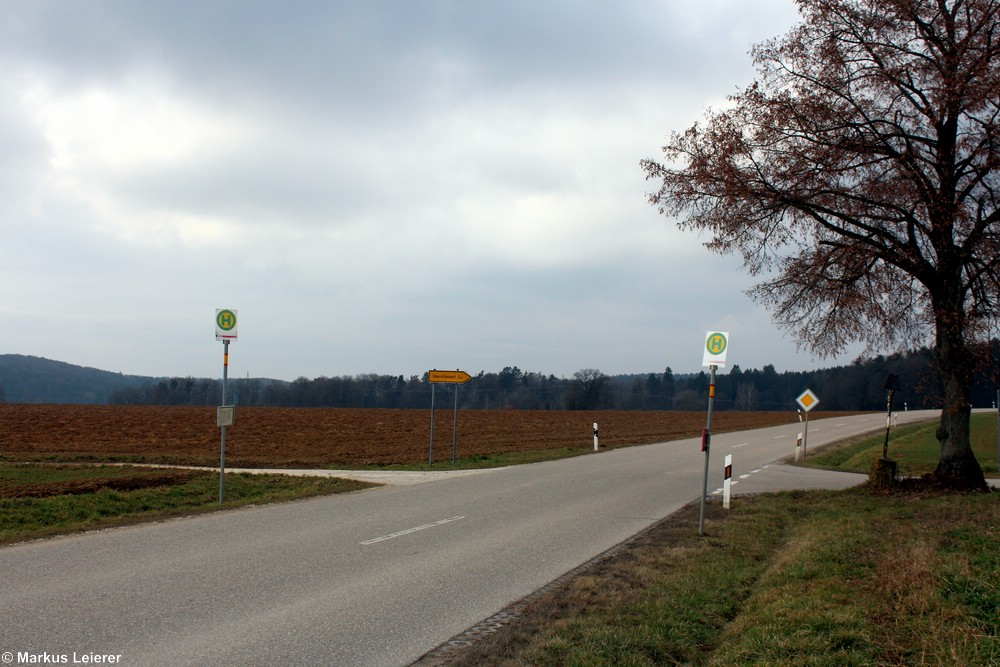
734, 383, 760, 412
643, 0, 999, 488
569, 369, 610, 410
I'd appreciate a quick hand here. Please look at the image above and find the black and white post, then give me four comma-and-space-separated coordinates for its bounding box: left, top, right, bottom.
723, 454, 733, 510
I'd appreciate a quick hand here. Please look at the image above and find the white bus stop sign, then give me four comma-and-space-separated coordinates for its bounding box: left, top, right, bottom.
702, 331, 729, 367
216, 309, 238, 342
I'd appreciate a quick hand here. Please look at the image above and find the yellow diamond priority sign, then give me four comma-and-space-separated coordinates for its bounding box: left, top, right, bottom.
796, 388, 820, 412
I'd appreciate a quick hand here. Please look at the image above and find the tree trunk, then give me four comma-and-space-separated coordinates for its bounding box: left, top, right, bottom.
931, 304, 987, 490
869, 457, 897, 489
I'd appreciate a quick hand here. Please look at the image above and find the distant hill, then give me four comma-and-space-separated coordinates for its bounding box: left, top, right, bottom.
0, 355, 156, 404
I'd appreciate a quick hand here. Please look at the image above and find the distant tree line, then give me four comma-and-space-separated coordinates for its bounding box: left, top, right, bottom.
108, 342, 1000, 412
0, 354, 152, 404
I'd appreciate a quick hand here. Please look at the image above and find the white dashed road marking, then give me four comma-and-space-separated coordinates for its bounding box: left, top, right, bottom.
362, 515, 465, 545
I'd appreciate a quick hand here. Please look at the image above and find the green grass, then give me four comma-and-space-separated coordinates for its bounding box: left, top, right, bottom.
807, 412, 999, 476
0, 464, 375, 544
452, 489, 1000, 666
446, 414, 1000, 666
350, 446, 593, 471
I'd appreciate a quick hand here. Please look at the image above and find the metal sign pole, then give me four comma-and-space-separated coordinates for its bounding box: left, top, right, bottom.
429, 381, 436, 465
794, 389, 820, 460
803, 409, 809, 459
220, 339, 229, 503
452, 384, 459, 465
699, 363, 717, 537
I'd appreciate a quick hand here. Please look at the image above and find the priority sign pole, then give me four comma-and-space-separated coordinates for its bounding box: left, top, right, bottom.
795, 389, 820, 461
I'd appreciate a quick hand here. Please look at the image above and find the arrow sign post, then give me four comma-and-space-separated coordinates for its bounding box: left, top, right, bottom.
427, 370, 471, 464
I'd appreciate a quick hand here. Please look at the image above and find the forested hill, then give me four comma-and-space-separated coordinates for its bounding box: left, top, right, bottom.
0, 355, 155, 404
2, 344, 998, 410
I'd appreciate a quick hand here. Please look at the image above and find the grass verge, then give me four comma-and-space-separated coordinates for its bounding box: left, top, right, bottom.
426, 414, 1000, 666
0, 463, 375, 545
349, 447, 593, 471
806, 412, 999, 476
442, 489, 999, 667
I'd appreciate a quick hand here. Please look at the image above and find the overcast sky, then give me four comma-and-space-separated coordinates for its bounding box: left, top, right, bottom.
0, 0, 871, 382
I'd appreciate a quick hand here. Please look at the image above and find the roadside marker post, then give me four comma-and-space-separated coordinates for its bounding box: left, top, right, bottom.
427, 370, 471, 465
700, 331, 729, 537
215, 309, 238, 503
723, 454, 732, 509
593, 422, 599, 451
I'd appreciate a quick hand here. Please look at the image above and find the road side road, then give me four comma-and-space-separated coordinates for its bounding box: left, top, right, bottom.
0, 411, 937, 667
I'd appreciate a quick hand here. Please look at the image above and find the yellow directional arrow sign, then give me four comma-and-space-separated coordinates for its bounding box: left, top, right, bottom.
428, 369, 472, 384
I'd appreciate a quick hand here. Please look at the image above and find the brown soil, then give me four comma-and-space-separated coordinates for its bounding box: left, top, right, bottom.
1, 468, 202, 499
0, 404, 844, 468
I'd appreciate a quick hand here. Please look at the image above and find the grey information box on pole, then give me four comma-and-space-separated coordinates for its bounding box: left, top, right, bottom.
217, 406, 235, 427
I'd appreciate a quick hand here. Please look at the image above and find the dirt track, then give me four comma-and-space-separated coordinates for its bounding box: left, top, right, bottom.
0, 405, 845, 468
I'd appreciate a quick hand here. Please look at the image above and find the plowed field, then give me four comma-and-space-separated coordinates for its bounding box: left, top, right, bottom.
0, 405, 844, 468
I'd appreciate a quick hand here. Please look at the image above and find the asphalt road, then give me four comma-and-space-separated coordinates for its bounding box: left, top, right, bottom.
0, 410, 939, 667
